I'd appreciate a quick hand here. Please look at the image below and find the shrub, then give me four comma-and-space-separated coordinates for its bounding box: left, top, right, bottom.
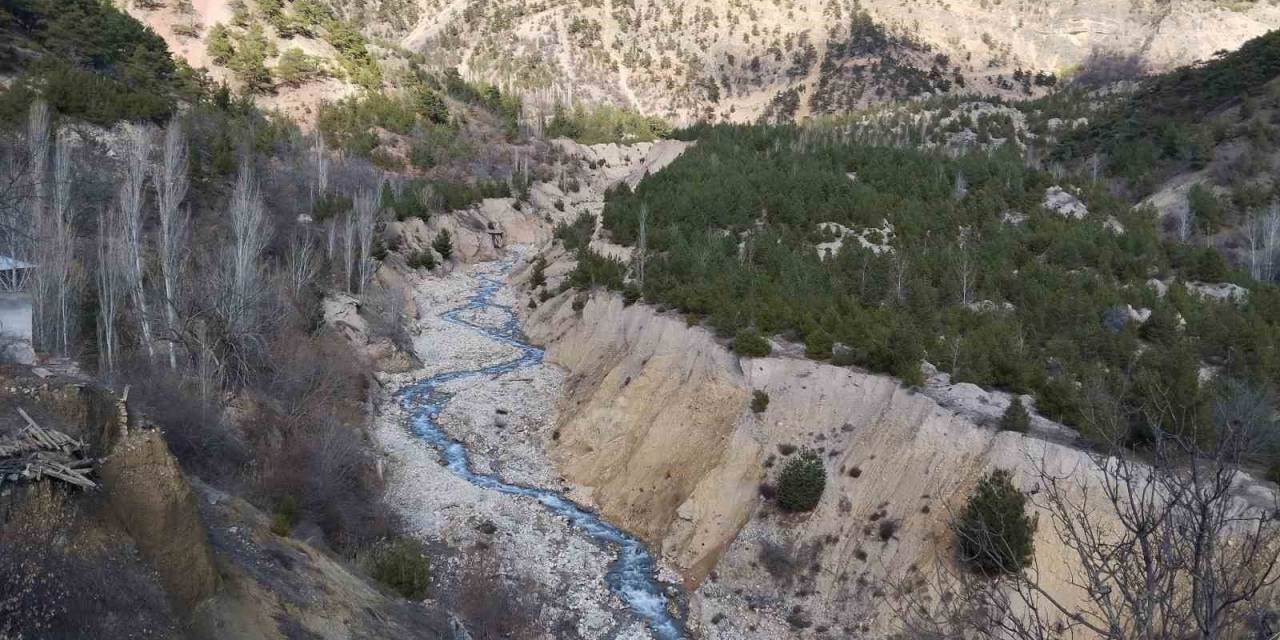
877, 518, 899, 541
275, 47, 326, 86
270, 495, 299, 536
567, 249, 626, 291
553, 212, 595, 251
407, 249, 436, 270
432, 229, 454, 261
368, 537, 431, 600
529, 255, 547, 288
954, 469, 1035, 575
414, 87, 449, 125
776, 449, 825, 512
622, 284, 641, 306
751, 390, 770, 413
1000, 397, 1031, 433
207, 24, 235, 63
732, 328, 772, 357
804, 329, 833, 359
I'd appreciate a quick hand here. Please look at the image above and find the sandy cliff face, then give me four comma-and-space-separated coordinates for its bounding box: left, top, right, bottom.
520, 279, 1133, 636
524, 290, 758, 585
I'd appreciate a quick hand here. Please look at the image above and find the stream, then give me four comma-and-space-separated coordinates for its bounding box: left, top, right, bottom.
395, 263, 687, 640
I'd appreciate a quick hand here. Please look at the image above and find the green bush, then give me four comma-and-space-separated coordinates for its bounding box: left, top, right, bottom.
545, 102, 672, 144
954, 469, 1035, 575
275, 47, 325, 86
530, 255, 548, 288
553, 212, 595, 251
732, 328, 772, 358
804, 329, 834, 359
751, 390, 770, 414
207, 23, 234, 64
270, 495, 299, 536
622, 284, 642, 306
776, 449, 825, 512
432, 229, 454, 261
407, 249, 436, 270
1000, 397, 1031, 433
568, 249, 626, 291
368, 537, 431, 600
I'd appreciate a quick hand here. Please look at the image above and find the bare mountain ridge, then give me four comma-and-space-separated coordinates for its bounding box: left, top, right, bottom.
397, 0, 1280, 122
126, 0, 1280, 124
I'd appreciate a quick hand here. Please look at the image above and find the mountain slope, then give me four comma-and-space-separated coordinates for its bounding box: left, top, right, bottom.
399, 0, 1280, 122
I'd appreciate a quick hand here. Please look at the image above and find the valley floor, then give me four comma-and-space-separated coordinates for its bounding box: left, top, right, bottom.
373, 252, 676, 639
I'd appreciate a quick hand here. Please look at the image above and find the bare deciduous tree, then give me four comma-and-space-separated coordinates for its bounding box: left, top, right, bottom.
41, 133, 76, 355
353, 187, 379, 295
1245, 203, 1280, 283
341, 206, 356, 293
96, 206, 127, 375
227, 158, 271, 329
957, 228, 976, 307
119, 126, 156, 362
154, 117, 190, 369
285, 230, 320, 299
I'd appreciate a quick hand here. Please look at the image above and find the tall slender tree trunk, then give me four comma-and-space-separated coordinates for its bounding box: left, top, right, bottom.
120, 126, 155, 362
155, 117, 190, 370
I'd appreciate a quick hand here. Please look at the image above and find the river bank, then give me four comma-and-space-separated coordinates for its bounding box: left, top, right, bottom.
373, 254, 684, 639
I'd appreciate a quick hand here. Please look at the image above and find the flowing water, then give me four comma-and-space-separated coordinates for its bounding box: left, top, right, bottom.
395, 264, 687, 639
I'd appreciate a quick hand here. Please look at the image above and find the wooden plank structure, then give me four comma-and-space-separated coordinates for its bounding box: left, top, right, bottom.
0, 408, 97, 489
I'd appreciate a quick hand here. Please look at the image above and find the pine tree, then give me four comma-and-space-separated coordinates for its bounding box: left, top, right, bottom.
732, 328, 771, 357
432, 229, 454, 261
954, 469, 1035, 575
1000, 397, 1031, 433
776, 450, 824, 512
207, 23, 234, 64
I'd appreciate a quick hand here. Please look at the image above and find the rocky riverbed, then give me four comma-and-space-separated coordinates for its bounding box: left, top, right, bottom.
374, 253, 683, 639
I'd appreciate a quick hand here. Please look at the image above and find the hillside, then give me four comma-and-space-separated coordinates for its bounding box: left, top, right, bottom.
115, 0, 1280, 126
398, 0, 1280, 122
3, 0, 1280, 638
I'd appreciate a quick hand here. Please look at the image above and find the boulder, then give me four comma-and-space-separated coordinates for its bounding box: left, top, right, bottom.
1043, 186, 1088, 219
1185, 281, 1248, 304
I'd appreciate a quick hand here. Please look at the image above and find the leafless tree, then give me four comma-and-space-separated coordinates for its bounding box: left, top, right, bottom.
154, 117, 190, 369
226, 158, 271, 331
311, 131, 328, 209
340, 204, 357, 293
353, 187, 379, 295
893, 252, 908, 305
285, 229, 320, 297
957, 228, 976, 307
25, 100, 49, 252
42, 133, 76, 356
119, 125, 156, 362
0, 101, 48, 293
96, 206, 126, 375
324, 216, 337, 263
1245, 203, 1279, 283
28, 102, 63, 353
896, 381, 1280, 640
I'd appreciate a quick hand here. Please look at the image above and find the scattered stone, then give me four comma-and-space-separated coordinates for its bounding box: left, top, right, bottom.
1043, 186, 1088, 219
1185, 281, 1248, 304
1000, 211, 1027, 226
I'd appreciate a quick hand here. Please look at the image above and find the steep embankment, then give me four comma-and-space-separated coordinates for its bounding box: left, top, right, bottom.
517, 253, 1276, 637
